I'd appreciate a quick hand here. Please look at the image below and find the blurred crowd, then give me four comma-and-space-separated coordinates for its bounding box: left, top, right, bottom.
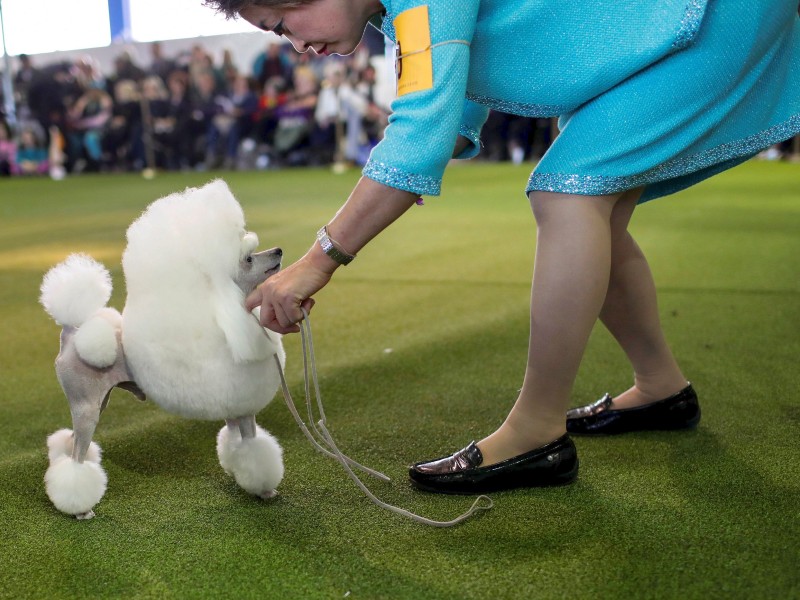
1, 36, 395, 178
4, 34, 795, 180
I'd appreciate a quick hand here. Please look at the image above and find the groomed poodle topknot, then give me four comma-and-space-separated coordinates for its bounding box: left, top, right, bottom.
40, 179, 286, 519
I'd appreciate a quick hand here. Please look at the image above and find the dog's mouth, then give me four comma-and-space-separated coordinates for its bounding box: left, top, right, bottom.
264, 263, 281, 276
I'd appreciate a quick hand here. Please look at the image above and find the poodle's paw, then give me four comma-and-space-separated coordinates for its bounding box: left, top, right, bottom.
76, 510, 96, 520
45, 456, 107, 517
47, 429, 102, 464
216, 425, 284, 497
259, 489, 278, 500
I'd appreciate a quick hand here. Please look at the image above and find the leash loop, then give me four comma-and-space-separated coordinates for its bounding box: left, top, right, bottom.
272, 308, 493, 527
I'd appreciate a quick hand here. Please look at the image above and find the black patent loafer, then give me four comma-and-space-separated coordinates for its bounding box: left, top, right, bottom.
408, 434, 578, 495
566, 383, 701, 435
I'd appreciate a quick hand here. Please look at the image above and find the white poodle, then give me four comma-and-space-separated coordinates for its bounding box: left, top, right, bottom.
40, 180, 286, 519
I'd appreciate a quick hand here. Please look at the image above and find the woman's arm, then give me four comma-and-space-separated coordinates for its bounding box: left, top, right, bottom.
246, 176, 419, 333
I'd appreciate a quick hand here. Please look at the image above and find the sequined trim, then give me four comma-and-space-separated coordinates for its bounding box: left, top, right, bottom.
526, 113, 800, 196
457, 124, 482, 159
363, 160, 441, 196
381, 11, 395, 41
672, 0, 708, 50
466, 92, 567, 118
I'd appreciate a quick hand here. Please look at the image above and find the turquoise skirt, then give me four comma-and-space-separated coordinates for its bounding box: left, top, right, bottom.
527, 0, 800, 202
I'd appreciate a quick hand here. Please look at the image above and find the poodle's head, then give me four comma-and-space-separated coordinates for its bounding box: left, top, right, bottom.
123, 179, 280, 290
235, 232, 282, 295
122, 179, 282, 363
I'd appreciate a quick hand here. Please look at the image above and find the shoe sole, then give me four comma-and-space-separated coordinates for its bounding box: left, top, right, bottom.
409, 460, 579, 496
567, 414, 701, 435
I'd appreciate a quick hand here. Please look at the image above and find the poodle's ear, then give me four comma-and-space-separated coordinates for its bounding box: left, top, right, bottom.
211, 279, 272, 363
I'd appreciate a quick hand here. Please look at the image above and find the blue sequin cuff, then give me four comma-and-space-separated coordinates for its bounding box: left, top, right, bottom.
527, 113, 800, 198
363, 160, 442, 196
455, 125, 482, 159
380, 11, 395, 42
466, 92, 567, 118
672, 0, 708, 50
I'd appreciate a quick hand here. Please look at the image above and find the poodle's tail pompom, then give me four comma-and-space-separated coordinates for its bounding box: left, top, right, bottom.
217, 424, 284, 498
47, 429, 102, 464
40, 254, 113, 327
45, 455, 107, 518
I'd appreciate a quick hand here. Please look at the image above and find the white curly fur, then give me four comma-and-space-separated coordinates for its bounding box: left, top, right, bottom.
47, 429, 102, 463
45, 456, 107, 516
40, 254, 113, 327
216, 425, 284, 497
73, 310, 120, 368
121, 179, 283, 420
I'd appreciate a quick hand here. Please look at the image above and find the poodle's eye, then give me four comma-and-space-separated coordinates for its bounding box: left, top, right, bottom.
246, 256, 253, 263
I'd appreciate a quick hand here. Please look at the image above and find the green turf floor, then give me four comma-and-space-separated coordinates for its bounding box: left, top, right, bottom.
1, 161, 798, 599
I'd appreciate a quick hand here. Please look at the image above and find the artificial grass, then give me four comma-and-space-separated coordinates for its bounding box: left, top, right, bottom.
0, 161, 798, 599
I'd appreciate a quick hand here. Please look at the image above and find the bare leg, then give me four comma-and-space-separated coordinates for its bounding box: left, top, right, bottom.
477, 191, 620, 465
598, 190, 687, 408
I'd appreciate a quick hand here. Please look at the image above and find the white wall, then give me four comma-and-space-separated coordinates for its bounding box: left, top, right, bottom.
16, 31, 276, 78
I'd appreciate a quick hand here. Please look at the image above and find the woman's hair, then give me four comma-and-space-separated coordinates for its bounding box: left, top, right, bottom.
203, 0, 314, 20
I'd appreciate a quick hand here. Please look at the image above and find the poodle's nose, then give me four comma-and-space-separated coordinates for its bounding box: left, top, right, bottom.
274, 247, 283, 257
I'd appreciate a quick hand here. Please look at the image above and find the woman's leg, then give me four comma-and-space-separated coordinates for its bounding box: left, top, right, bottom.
478, 187, 689, 465
597, 189, 687, 408
477, 190, 621, 465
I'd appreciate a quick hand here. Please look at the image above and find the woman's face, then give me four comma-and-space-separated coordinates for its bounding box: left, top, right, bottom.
240, 0, 383, 57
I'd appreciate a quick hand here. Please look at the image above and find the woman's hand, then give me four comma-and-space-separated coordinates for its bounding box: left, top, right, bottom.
245, 251, 335, 334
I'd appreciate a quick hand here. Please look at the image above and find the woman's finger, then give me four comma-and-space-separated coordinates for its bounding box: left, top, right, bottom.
299, 297, 316, 314
245, 286, 263, 311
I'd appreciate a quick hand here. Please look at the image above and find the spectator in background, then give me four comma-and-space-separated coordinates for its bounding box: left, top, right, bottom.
220, 49, 240, 91
103, 79, 142, 171
188, 70, 221, 168
110, 52, 146, 86
148, 41, 176, 84
25, 62, 82, 136
73, 56, 106, 91
355, 64, 389, 153
66, 86, 113, 172
152, 71, 193, 170
0, 119, 17, 176
16, 127, 49, 175
272, 65, 318, 165
205, 74, 259, 170
314, 61, 371, 166
13, 54, 39, 118
189, 45, 226, 94
254, 75, 289, 152
253, 43, 293, 89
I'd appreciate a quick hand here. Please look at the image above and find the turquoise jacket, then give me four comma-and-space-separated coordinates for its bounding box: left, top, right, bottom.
364, 0, 800, 202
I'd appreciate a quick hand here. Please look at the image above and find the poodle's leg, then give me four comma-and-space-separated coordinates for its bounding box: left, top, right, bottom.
237, 415, 257, 440
216, 415, 284, 500
45, 374, 109, 519
69, 395, 104, 463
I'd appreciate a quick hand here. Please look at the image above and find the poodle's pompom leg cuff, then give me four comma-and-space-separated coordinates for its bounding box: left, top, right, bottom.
47, 429, 102, 464
45, 456, 107, 518
216, 421, 284, 497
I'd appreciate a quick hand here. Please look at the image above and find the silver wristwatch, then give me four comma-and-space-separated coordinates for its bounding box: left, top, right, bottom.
316, 226, 355, 265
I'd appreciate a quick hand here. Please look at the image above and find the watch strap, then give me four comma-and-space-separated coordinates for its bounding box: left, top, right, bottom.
316, 226, 355, 265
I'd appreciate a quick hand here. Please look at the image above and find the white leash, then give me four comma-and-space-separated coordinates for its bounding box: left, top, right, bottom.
272, 308, 493, 527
